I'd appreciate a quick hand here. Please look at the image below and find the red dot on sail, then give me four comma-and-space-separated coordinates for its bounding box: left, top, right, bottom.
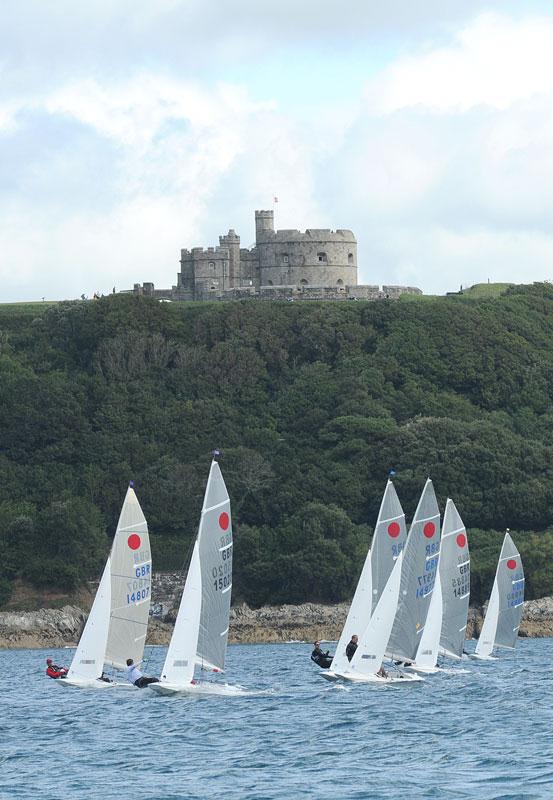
423, 522, 435, 538
388, 522, 401, 538
456, 533, 467, 548
128, 534, 141, 550
219, 512, 229, 530
507, 558, 517, 570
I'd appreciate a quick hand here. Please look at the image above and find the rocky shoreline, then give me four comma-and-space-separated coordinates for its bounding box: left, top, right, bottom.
1, 597, 553, 650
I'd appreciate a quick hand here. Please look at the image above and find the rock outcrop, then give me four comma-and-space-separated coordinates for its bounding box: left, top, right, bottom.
1, 598, 552, 649
0, 606, 86, 649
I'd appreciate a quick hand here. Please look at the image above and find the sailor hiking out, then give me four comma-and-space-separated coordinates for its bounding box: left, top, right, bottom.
45, 658, 68, 679
125, 658, 159, 688
311, 642, 333, 669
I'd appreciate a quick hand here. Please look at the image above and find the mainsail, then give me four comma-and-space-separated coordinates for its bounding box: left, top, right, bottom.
439, 499, 470, 659
104, 486, 152, 669
370, 480, 407, 615
386, 478, 441, 662
67, 557, 112, 681
196, 460, 233, 672
475, 532, 524, 657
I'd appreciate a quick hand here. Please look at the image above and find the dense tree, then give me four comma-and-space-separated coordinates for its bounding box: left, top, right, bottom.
1, 284, 553, 608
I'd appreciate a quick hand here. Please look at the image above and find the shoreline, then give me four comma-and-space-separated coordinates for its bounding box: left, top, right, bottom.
1, 597, 553, 650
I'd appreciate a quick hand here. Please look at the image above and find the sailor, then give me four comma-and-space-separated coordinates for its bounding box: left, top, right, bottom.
125, 658, 160, 688
45, 658, 68, 679
345, 635, 358, 662
310, 641, 333, 669
377, 665, 388, 678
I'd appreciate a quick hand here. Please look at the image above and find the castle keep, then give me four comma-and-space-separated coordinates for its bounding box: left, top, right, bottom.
133, 210, 421, 301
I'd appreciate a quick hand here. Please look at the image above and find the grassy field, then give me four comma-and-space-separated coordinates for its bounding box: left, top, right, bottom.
460, 282, 514, 298
0, 300, 59, 317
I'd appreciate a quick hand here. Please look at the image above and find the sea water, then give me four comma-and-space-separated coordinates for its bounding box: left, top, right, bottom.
1, 639, 552, 800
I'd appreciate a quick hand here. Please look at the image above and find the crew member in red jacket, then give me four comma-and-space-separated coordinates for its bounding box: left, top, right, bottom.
46, 658, 68, 679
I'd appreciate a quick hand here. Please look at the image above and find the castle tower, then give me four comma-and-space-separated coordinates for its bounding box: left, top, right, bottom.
219, 229, 240, 286
255, 210, 274, 241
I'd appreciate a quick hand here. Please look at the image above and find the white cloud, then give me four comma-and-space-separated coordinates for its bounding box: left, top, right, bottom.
366, 13, 553, 113
2, 7, 553, 300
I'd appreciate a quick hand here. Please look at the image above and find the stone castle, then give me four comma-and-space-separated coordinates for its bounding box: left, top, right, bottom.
132, 210, 421, 301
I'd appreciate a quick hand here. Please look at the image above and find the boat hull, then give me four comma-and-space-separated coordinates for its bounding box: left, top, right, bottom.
56, 677, 125, 690
319, 671, 340, 682
469, 653, 498, 661
149, 681, 246, 696
335, 671, 424, 685
403, 663, 442, 675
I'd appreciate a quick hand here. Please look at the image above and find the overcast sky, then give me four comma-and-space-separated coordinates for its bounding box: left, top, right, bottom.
1, 0, 553, 300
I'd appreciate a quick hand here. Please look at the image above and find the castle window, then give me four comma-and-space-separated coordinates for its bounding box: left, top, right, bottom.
209, 261, 216, 270
317, 252, 327, 263
300, 279, 308, 285
348, 253, 354, 264
267, 280, 273, 286
282, 254, 289, 265
337, 279, 344, 286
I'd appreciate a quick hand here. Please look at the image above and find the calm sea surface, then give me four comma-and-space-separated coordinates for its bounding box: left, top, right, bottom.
1, 639, 552, 800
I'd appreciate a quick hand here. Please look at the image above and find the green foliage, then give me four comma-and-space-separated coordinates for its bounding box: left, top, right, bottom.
2, 286, 553, 607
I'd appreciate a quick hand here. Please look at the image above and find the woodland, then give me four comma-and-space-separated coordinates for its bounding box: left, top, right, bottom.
1, 283, 553, 608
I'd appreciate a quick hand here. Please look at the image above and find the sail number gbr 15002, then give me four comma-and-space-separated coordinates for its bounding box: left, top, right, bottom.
213, 535, 232, 592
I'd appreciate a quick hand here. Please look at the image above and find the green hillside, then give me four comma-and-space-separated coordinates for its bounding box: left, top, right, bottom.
1, 284, 553, 608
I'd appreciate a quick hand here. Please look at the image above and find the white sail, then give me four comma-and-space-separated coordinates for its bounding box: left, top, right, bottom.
439, 499, 470, 659
475, 532, 524, 657
386, 479, 441, 662
67, 557, 112, 681
104, 486, 152, 670
159, 541, 202, 685
475, 581, 499, 658
196, 461, 233, 672
330, 550, 372, 674
370, 480, 407, 615
413, 573, 443, 669
345, 551, 404, 677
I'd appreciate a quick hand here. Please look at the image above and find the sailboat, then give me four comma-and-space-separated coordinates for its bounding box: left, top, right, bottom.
335, 551, 423, 684
386, 478, 441, 665
406, 498, 470, 674
60, 484, 152, 689
150, 459, 233, 696
473, 532, 524, 660
320, 480, 407, 681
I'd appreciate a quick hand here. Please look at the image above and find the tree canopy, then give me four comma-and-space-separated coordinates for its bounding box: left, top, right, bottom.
1, 284, 553, 608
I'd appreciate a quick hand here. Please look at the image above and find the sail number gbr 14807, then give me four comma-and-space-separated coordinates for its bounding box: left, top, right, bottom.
126, 564, 151, 605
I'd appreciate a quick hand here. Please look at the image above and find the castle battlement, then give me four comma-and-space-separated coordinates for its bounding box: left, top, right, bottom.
181, 246, 229, 260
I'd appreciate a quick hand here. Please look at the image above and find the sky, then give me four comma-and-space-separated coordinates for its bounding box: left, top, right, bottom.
1, 0, 553, 300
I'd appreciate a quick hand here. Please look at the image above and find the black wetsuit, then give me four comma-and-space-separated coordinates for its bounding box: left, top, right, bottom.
311, 646, 333, 669
134, 676, 160, 688
345, 641, 358, 662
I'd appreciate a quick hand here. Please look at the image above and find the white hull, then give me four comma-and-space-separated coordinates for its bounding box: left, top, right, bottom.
56, 677, 120, 689
335, 671, 424, 685
149, 681, 247, 697
403, 663, 442, 675
319, 671, 340, 682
